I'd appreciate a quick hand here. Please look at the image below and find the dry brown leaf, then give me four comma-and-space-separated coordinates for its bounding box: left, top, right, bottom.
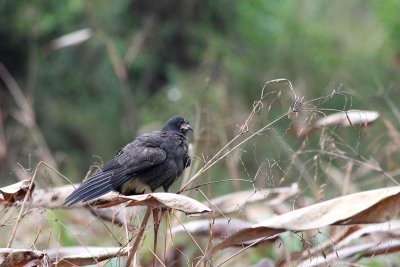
285, 221, 400, 265
0, 248, 49, 267
335, 220, 400, 249
210, 186, 400, 254
0, 180, 32, 203
7, 184, 209, 216
208, 184, 298, 214
172, 218, 251, 239
3, 183, 127, 226
26, 184, 119, 209
99, 192, 212, 215
297, 239, 400, 267
47, 246, 129, 267
314, 110, 379, 128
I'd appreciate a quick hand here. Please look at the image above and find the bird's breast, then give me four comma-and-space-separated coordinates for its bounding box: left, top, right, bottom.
119, 176, 151, 195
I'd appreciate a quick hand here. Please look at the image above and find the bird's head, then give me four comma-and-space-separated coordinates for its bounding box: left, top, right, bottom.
163, 116, 193, 136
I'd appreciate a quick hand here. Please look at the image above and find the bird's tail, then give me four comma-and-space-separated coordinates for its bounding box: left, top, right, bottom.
64, 168, 125, 206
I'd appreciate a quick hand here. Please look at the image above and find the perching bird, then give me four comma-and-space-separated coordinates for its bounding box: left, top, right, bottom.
64, 116, 192, 206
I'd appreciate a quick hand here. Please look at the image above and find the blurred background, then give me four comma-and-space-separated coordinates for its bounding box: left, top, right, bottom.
1, 0, 400, 195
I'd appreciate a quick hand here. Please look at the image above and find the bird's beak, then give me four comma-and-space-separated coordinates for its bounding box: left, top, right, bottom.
180, 123, 193, 132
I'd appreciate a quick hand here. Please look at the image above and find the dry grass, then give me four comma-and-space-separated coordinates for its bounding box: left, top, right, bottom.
1, 74, 400, 267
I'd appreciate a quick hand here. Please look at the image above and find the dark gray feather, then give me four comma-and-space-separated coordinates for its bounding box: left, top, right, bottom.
64, 116, 191, 206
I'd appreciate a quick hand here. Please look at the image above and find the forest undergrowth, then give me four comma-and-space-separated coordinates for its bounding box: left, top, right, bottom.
1, 77, 400, 267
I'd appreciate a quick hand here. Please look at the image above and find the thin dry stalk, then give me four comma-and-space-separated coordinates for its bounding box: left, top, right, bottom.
183, 179, 252, 193
7, 162, 38, 247
202, 218, 215, 267
197, 189, 229, 219
281, 226, 353, 265
272, 131, 319, 197
148, 247, 167, 267
172, 212, 211, 267
173, 213, 205, 257
180, 112, 290, 193
304, 150, 399, 186
179, 79, 295, 192
45, 210, 103, 267
125, 207, 152, 267
152, 208, 160, 267
211, 235, 273, 267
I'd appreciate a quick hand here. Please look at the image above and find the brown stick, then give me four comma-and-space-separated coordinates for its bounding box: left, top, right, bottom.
152, 208, 161, 267
125, 207, 152, 267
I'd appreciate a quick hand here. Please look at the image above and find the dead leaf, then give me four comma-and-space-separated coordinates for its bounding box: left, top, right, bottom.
210, 186, 400, 254
297, 239, 400, 267
284, 221, 400, 265
26, 184, 119, 209
7, 184, 210, 216
314, 110, 379, 128
0, 248, 49, 267
47, 246, 129, 267
0, 180, 32, 203
335, 220, 400, 249
208, 184, 298, 214
99, 192, 212, 216
172, 218, 275, 246
172, 218, 251, 239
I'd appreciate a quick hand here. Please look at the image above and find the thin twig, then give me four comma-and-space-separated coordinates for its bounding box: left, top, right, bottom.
302, 150, 399, 185
7, 162, 39, 247
202, 217, 215, 267
174, 213, 213, 267
148, 246, 167, 267
183, 179, 252, 193
197, 189, 230, 220
213, 235, 276, 267
125, 207, 152, 267
180, 112, 289, 192
152, 208, 160, 267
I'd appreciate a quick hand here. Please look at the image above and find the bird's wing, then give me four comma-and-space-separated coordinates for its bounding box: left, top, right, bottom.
108, 142, 167, 189
64, 134, 167, 206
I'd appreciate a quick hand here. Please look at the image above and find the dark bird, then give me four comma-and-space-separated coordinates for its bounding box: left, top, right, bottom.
64, 116, 192, 206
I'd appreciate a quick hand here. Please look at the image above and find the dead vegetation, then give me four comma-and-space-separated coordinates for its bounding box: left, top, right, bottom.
1, 77, 400, 266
